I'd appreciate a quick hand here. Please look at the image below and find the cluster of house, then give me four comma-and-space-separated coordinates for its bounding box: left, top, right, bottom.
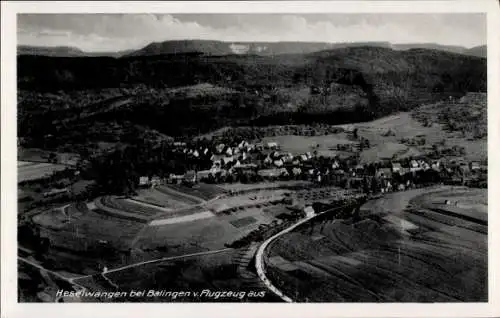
137, 138, 486, 191
138, 170, 197, 187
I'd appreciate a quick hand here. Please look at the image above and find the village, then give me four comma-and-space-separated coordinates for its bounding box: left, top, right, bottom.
137, 136, 487, 197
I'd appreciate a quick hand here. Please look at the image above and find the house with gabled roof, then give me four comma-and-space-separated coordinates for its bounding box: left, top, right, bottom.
410, 160, 419, 168
222, 156, 234, 166
470, 161, 480, 171
292, 167, 302, 176
216, 143, 226, 154
139, 176, 149, 186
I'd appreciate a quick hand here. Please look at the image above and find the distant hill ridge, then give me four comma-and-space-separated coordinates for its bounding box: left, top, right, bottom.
17, 45, 134, 58
17, 41, 487, 58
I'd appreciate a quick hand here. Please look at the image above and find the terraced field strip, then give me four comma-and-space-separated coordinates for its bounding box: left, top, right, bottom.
124, 198, 173, 212
149, 211, 215, 226
95, 197, 151, 222
156, 185, 206, 204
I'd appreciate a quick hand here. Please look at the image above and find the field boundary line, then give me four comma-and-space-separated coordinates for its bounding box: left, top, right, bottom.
103, 248, 233, 274
129, 223, 151, 248
18, 257, 88, 291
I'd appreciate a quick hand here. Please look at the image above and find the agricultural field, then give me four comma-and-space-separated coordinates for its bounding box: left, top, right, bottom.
261, 134, 355, 158
132, 188, 192, 210
206, 189, 290, 213
167, 183, 227, 201
292, 187, 360, 205
32, 204, 145, 254
359, 186, 449, 217
266, 186, 487, 302
156, 185, 205, 205
135, 204, 278, 253
18, 161, 69, 183
100, 196, 164, 218
353, 109, 487, 163
75, 249, 277, 302
257, 96, 486, 163
409, 187, 487, 223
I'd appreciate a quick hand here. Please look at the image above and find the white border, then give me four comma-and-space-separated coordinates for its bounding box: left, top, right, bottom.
2, 1, 499, 318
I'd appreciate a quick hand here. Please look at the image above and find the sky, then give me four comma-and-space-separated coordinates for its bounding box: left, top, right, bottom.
17, 13, 486, 52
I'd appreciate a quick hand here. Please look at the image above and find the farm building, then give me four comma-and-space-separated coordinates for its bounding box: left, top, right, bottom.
258, 168, 281, 178
168, 174, 184, 184
410, 160, 419, 168
279, 168, 289, 177
151, 176, 162, 187
391, 163, 402, 173
267, 142, 278, 149
292, 167, 302, 176
470, 162, 481, 171
431, 161, 441, 171
238, 140, 249, 149
184, 170, 197, 184
222, 156, 234, 165
216, 143, 226, 153
139, 176, 149, 186
459, 164, 471, 175
283, 153, 294, 162
376, 168, 392, 179
197, 170, 213, 180
304, 206, 315, 217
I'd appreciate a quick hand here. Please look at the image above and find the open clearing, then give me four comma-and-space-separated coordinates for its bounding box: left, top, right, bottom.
256, 108, 485, 163
353, 111, 487, 163
18, 161, 68, 182
266, 186, 487, 302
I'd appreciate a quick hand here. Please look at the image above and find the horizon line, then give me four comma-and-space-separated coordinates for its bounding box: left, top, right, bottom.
17, 39, 487, 54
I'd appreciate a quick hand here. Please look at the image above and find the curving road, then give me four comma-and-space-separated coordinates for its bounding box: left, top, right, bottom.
254, 204, 350, 303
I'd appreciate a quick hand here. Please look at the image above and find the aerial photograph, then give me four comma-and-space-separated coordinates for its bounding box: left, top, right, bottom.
16, 13, 487, 303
